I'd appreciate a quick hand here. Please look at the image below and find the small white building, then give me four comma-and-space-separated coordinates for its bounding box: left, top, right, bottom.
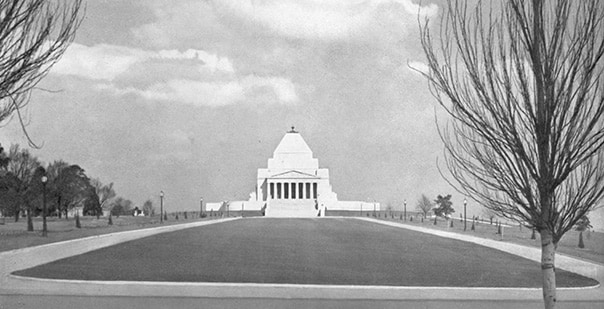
207, 128, 379, 217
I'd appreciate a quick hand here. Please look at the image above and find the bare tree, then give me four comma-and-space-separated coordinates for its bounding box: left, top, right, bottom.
415, 194, 433, 218
420, 1, 604, 308
0, 0, 83, 145
142, 199, 154, 217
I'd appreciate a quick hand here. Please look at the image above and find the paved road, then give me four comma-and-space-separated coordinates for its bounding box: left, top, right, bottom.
0, 217, 602, 309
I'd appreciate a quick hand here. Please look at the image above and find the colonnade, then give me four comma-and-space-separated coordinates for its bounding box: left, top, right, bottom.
268, 181, 318, 200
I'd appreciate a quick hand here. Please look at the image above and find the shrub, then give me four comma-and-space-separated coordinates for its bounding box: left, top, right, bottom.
175, 214, 179, 220
366, 213, 369, 217
433, 216, 437, 225
400, 214, 403, 220
410, 216, 413, 222
164, 212, 168, 221
201, 212, 207, 218
184, 211, 188, 219
450, 220, 454, 228
471, 221, 475, 231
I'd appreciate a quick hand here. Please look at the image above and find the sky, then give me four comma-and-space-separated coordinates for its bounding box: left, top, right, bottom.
1, 0, 602, 230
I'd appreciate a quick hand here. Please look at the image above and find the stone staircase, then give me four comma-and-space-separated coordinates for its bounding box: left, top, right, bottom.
265, 200, 318, 217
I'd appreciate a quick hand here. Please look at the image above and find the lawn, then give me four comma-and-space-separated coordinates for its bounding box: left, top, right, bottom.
362, 212, 604, 265
0, 213, 224, 252
14, 218, 598, 287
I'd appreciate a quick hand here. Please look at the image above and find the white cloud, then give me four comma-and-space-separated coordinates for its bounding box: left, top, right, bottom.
51, 43, 234, 80
97, 75, 298, 107
216, 0, 438, 40
241, 76, 299, 104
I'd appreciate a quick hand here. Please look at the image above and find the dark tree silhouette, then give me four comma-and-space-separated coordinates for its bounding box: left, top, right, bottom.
420, 1, 604, 307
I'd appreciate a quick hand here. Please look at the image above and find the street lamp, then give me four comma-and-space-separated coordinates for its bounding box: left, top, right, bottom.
464, 198, 467, 231
41, 175, 48, 237
200, 197, 203, 215
404, 199, 407, 221
160, 191, 164, 224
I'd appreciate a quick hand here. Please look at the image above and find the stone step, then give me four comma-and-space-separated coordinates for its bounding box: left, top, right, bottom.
265, 200, 318, 217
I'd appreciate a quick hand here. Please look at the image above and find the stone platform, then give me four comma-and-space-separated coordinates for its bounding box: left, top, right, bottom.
264, 200, 318, 217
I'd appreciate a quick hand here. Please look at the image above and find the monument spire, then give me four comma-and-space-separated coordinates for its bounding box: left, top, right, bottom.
288, 126, 298, 133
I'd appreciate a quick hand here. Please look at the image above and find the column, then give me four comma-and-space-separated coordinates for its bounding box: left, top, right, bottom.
313, 182, 318, 199
284, 183, 289, 199
269, 182, 274, 200
298, 183, 303, 200
277, 182, 281, 199
306, 183, 311, 199
291, 182, 296, 199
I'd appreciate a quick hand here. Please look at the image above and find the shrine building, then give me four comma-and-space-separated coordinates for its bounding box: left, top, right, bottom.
206, 128, 379, 217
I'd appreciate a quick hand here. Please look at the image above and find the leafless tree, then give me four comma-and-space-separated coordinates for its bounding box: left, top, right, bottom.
415, 194, 433, 218
0, 0, 84, 145
419, 1, 604, 308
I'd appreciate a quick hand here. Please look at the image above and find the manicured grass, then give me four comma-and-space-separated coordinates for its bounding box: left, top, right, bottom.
0, 214, 225, 252
363, 212, 604, 265
14, 218, 597, 287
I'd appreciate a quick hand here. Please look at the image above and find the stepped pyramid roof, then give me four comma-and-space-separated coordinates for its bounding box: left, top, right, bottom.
273, 127, 313, 156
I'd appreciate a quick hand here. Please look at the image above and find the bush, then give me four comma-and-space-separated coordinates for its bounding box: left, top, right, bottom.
184, 211, 188, 219
400, 214, 403, 220
471, 221, 475, 231
164, 212, 168, 221
175, 213, 179, 220
108, 215, 113, 225
450, 220, 454, 228
75, 214, 81, 228
366, 213, 369, 217
410, 216, 413, 222
201, 212, 207, 218
434, 216, 437, 225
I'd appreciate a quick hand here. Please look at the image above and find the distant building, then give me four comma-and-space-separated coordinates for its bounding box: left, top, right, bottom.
206, 128, 379, 217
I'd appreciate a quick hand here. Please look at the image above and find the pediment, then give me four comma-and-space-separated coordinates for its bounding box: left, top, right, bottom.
269, 170, 319, 179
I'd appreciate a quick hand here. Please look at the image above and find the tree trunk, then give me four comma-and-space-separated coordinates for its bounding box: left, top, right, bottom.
26, 209, 33, 232
14, 210, 19, 222
541, 229, 557, 309
578, 231, 584, 248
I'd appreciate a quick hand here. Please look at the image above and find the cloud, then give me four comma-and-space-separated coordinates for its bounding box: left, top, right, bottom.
97, 76, 298, 106
214, 0, 439, 40
51, 43, 234, 81
52, 42, 297, 107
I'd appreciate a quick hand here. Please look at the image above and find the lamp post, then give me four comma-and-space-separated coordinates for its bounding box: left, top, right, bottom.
200, 197, 203, 215
404, 199, 407, 221
160, 191, 164, 223
464, 198, 467, 231
41, 175, 48, 237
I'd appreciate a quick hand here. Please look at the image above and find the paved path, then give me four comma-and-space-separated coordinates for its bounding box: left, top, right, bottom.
0, 217, 602, 308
